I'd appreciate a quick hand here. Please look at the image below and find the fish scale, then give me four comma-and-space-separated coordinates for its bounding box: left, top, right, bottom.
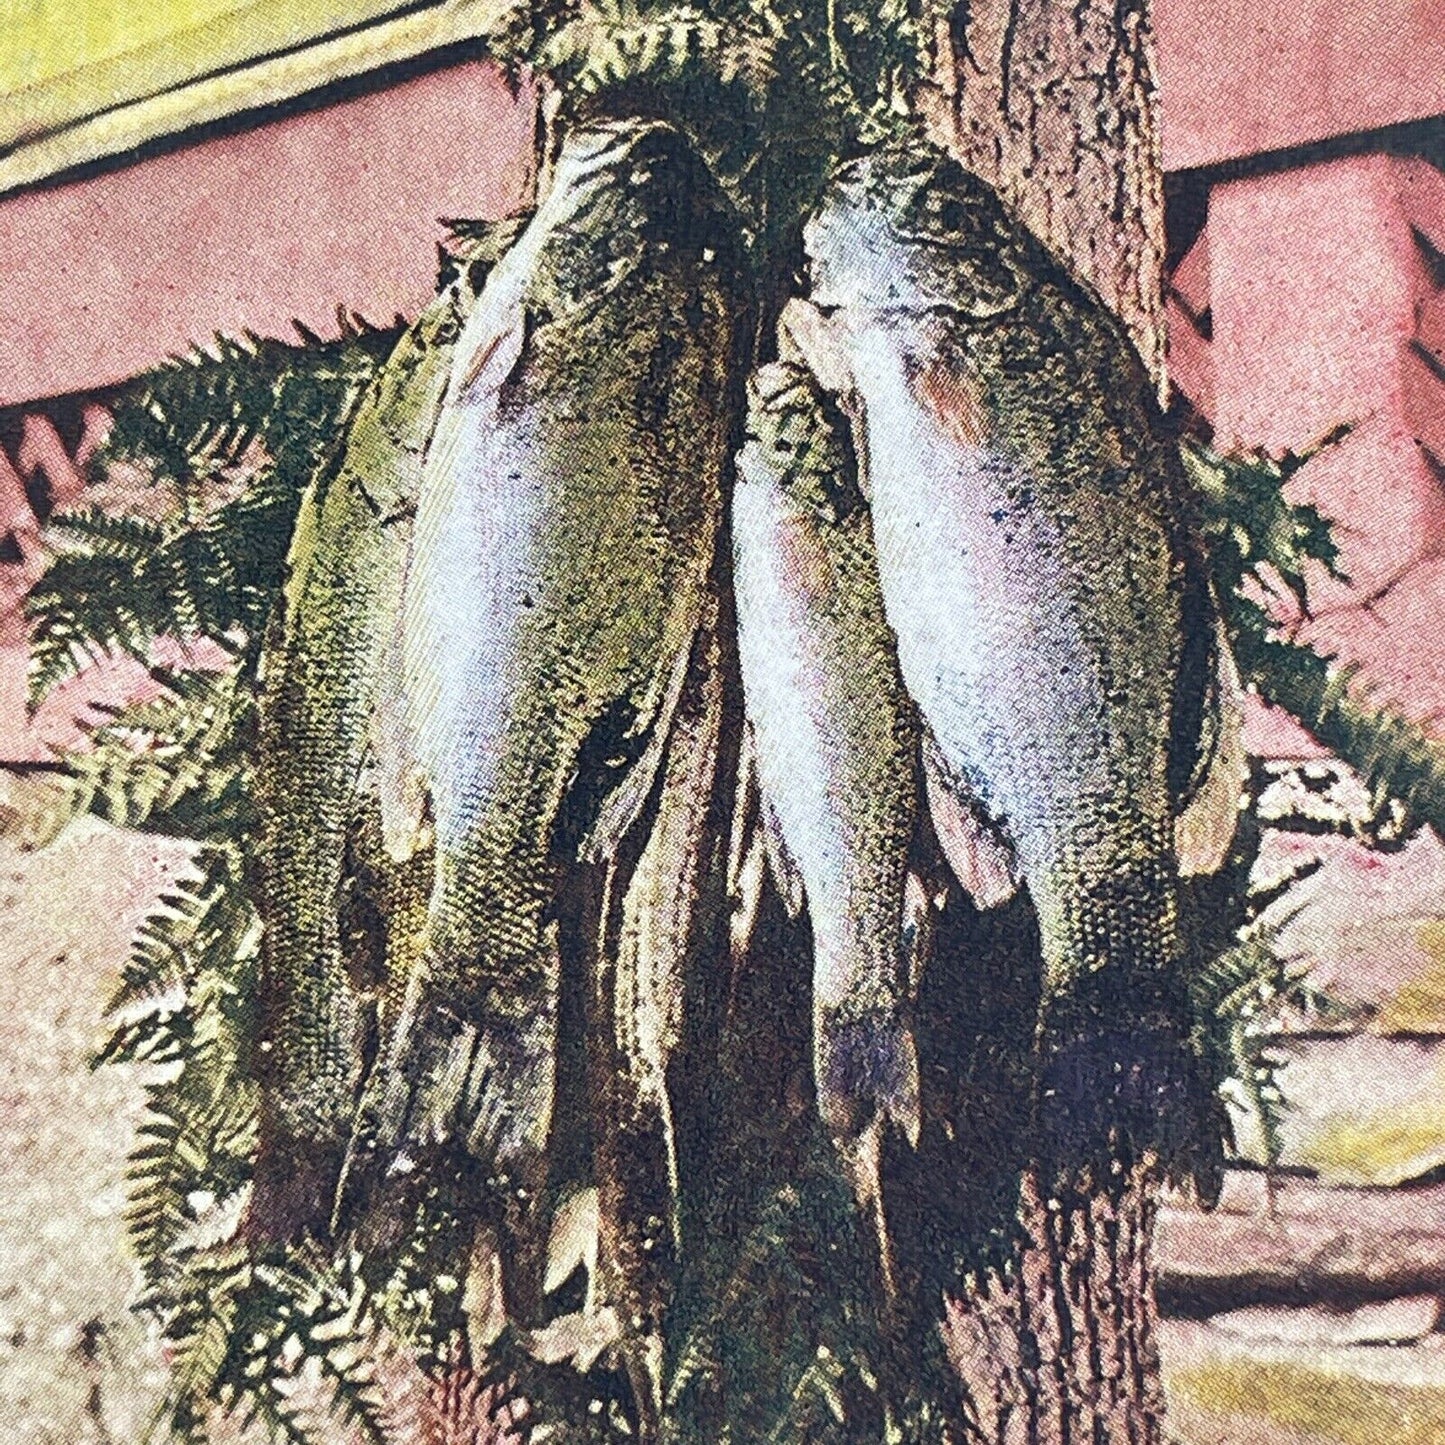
732, 355, 921, 1291
340, 120, 744, 1296
796, 139, 1217, 1170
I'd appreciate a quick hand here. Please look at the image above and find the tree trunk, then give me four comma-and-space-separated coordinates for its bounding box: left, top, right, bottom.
918, 0, 1167, 391
916, 5, 1173, 1442
942, 1167, 1165, 1445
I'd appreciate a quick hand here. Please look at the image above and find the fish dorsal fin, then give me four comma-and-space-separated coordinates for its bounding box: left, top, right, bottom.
778, 298, 856, 395
727, 736, 768, 965
921, 733, 1020, 909
760, 789, 807, 919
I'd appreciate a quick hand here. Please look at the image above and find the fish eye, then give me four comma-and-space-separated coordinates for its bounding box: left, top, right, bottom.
937, 198, 969, 233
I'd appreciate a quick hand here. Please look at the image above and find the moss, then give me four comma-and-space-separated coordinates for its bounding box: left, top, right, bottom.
1170, 1356, 1445, 1445
1373, 922, 1445, 1035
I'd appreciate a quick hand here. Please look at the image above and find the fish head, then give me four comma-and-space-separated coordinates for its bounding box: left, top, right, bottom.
740, 361, 863, 523
804, 143, 1029, 323
549, 118, 679, 207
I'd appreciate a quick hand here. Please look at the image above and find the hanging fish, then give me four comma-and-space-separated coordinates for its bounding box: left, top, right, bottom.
249, 252, 503, 1243
338, 119, 745, 1315
732, 357, 921, 1288
789, 139, 1237, 1166
584, 596, 732, 1435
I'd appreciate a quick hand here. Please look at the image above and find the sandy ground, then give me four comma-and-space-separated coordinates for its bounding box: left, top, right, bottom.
0, 806, 192, 1444
1, 800, 1440, 1445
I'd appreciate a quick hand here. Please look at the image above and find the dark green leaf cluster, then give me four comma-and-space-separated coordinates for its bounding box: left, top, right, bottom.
26, 323, 395, 702
81, 698, 447, 1443
665, 1163, 896, 1444
147, 1244, 391, 1445
1182, 433, 1343, 637
492, 0, 934, 272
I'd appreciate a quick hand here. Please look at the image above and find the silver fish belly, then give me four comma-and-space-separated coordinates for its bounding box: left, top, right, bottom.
732, 359, 921, 1152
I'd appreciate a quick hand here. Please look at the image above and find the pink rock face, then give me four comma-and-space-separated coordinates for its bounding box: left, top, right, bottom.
1158, 1170, 1445, 1297
0, 58, 536, 406
1155, 0, 1445, 171
1297, 554, 1445, 731
1210, 155, 1417, 449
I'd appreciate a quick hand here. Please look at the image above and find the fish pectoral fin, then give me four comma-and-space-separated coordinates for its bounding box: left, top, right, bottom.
778, 298, 856, 395
544, 1185, 601, 1298
922, 739, 1021, 909
1176, 616, 1248, 877
736, 723, 807, 924
463, 1224, 509, 1359
901, 868, 938, 1002
517, 1305, 622, 1372
335, 982, 556, 1237
447, 212, 532, 273
578, 630, 697, 866
456, 305, 529, 400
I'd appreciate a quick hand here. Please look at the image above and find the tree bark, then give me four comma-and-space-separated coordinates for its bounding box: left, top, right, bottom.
918, 0, 1168, 391
915, 5, 1173, 1442
942, 1167, 1165, 1445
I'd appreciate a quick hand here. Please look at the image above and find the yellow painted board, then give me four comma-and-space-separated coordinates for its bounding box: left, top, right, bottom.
0, 0, 423, 152
0, 0, 514, 196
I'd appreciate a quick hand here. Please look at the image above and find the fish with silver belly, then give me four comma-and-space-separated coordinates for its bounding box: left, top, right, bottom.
338, 120, 745, 1310
790, 139, 1234, 1169
732, 357, 921, 1286
249, 259, 495, 1244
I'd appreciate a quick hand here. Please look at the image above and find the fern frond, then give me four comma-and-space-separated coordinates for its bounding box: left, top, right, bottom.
99, 843, 260, 1290
1187, 435, 1445, 837
1184, 433, 1344, 608
105, 328, 393, 493
99, 845, 251, 1039
29, 329, 393, 705
537, 2, 728, 96
665, 1160, 897, 1444
51, 671, 252, 842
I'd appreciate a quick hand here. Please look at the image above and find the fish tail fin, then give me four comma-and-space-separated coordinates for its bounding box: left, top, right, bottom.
833, 1117, 897, 1300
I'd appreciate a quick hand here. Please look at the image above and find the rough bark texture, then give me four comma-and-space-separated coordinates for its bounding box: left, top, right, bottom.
943, 1167, 1165, 1445
918, 5, 1172, 1442
918, 0, 1167, 390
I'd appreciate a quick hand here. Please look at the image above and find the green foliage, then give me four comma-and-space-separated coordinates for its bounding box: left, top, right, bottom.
95, 837, 438, 1444
48, 669, 254, 840
145, 1244, 392, 1445
1182, 432, 1343, 632
96, 844, 258, 1272
1187, 433, 1445, 840
493, 0, 929, 274
26, 322, 394, 702
1242, 635, 1445, 838
665, 1159, 920, 1444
